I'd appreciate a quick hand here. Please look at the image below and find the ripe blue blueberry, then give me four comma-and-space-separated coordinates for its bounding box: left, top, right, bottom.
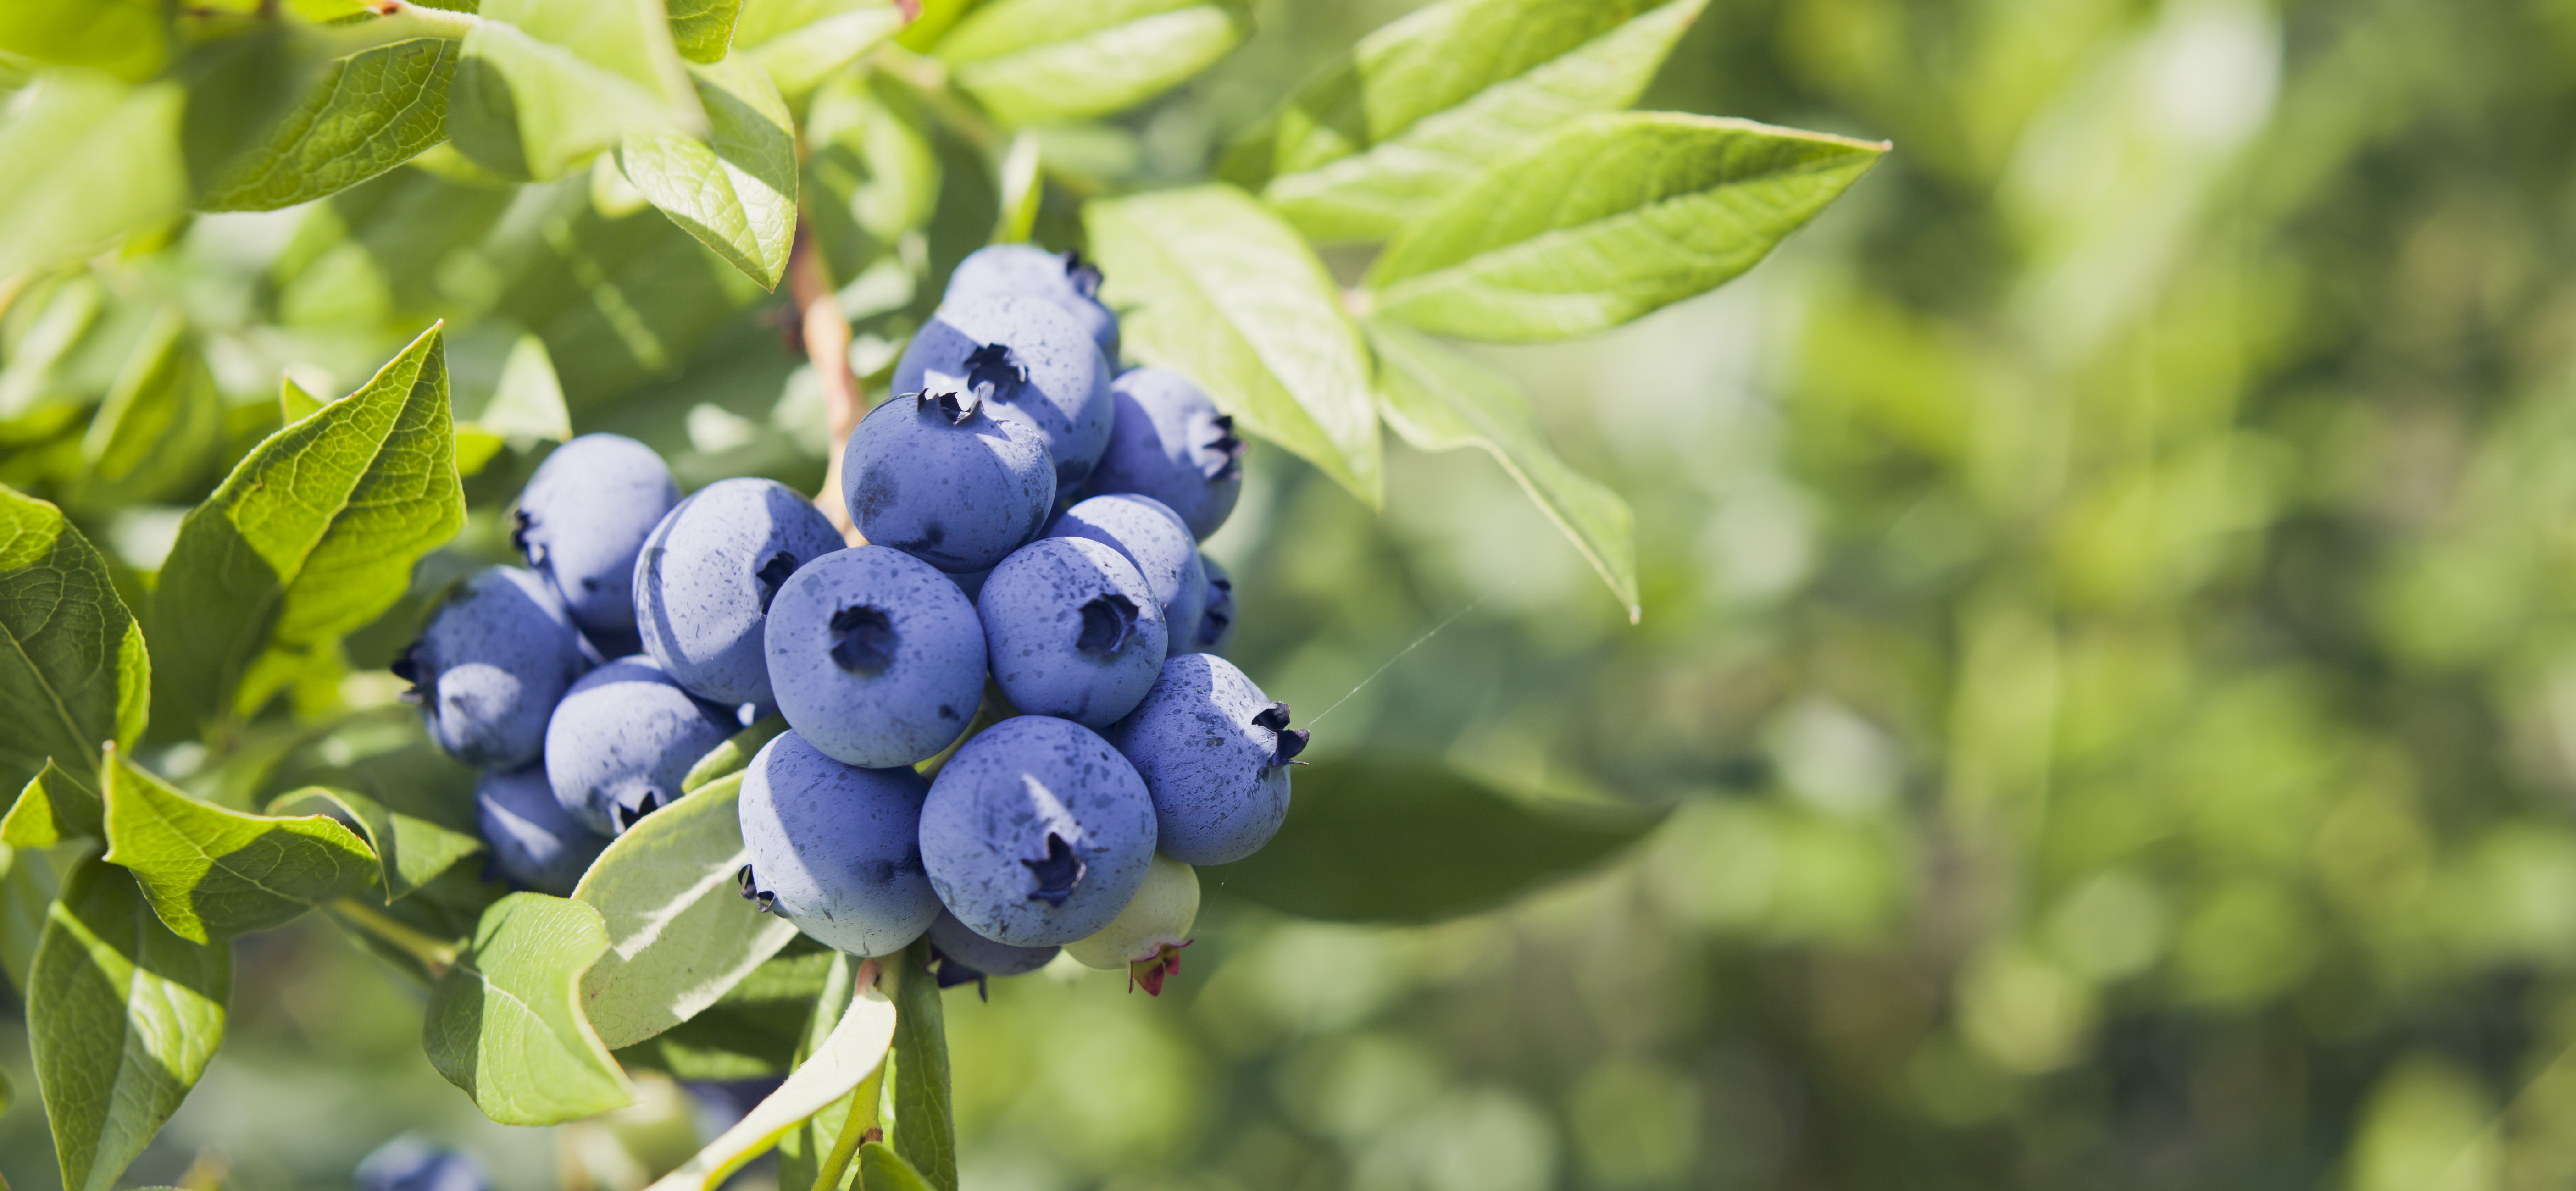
1185, 556, 1234, 656
1108, 653, 1307, 865
926, 908, 1059, 994
474, 764, 608, 895
943, 243, 1120, 362
1049, 493, 1206, 642
977, 537, 1167, 729
918, 715, 1156, 947
545, 655, 737, 835
395, 566, 591, 771
635, 477, 846, 707
894, 294, 1112, 490
513, 434, 680, 649
843, 388, 1055, 573
356, 1136, 487, 1191
1088, 369, 1243, 540
765, 545, 987, 768
735, 730, 941, 957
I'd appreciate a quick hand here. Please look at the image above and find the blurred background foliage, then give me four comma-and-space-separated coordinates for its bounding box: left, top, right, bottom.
4, 0, 2570, 1187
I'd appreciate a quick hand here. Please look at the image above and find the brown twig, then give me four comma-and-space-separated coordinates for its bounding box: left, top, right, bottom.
791, 222, 866, 546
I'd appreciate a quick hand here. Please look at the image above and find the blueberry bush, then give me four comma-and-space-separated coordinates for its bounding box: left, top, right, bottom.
0, 0, 1879, 1186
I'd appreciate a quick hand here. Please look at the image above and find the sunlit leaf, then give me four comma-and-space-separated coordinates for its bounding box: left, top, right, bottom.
1085, 184, 1382, 506
449, 0, 706, 181
0, 72, 186, 285
572, 771, 800, 1050
1361, 112, 1887, 341
30, 857, 228, 1191
1366, 321, 1638, 619
667, 0, 745, 63
0, 486, 149, 794
267, 786, 483, 903
2, 760, 103, 849
643, 969, 898, 1191
737, 0, 909, 100
617, 56, 799, 289
1205, 758, 1662, 923
151, 323, 463, 729
614, 945, 836, 1080
861, 1142, 937, 1191
936, 0, 1247, 126
423, 892, 637, 1125
197, 39, 463, 212
1221, 0, 1706, 243
100, 748, 376, 943
0, 0, 166, 80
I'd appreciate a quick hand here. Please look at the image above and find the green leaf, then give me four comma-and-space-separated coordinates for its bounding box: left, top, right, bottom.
861, 1142, 937, 1191
30, 857, 228, 1191
0, 0, 166, 81
1221, 0, 1705, 243
1366, 322, 1638, 620
681, 713, 788, 794
0, 486, 149, 795
279, 375, 325, 424
641, 970, 898, 1191
196, 38, 463, 212
890, 941, 956, 1191
0, 275, 110, 437
1360, 112, 1887, 341
1085, 184, 1382, 505
992, 130, 1040, 245
776, 953, 861, 1191
737, 0, 909, 100
617, 56, 799, 290
454, 333, 572, 477
935, 0, 1246, 126
572, 771, 800, 1050
667, 0, 745, 63
267, 786, 483, 903
100, 747, 377, 944
172, 23, 327, 194
0, 840, 79, 992
449, 0, 706, 181
613, 945, 836, 1080
1203, 758, 1661, 923
423, 892, 637, 1125
0, 72, 187, 283
151, 323, 464, 729
2, 760, 103, 849
67, 307, 224, 510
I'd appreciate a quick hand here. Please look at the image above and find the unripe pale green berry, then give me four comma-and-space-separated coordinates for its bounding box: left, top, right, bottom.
1066, 853, 1199, 994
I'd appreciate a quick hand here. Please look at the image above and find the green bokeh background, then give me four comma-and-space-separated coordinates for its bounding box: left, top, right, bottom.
6, 0, 2568, 1187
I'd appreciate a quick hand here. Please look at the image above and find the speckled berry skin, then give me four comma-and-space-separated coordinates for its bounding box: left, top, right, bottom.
635, 478, 846, 707
737, 731, 940, 957
894, 294, 1113, 490
977, 537, 1167, 729
514, 434, 680, 644
926, 908, 1059, 978
1109, 653, 1299, 864
1048, 493, 1206, 642
942, 243, 1121, 363
545, 655, 737, 836
844, 390, 1055, 573
1088, 369, 1242, 540
475, 765, 608, 895
399, 566, 591, 771
1185, 556, 1234, 656
765, 545, 987, 768
919, 715, 1156, 947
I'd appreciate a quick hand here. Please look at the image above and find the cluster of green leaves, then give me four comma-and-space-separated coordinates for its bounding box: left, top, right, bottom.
0, 0, 1877, 1183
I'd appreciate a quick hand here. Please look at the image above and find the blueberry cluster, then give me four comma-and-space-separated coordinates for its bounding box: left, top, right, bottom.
403, 245, 1296, 996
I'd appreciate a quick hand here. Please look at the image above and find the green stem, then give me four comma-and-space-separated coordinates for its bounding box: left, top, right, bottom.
329, 0, 480, 55
811, 1058, 887, 1191
330, 897, 461, 974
